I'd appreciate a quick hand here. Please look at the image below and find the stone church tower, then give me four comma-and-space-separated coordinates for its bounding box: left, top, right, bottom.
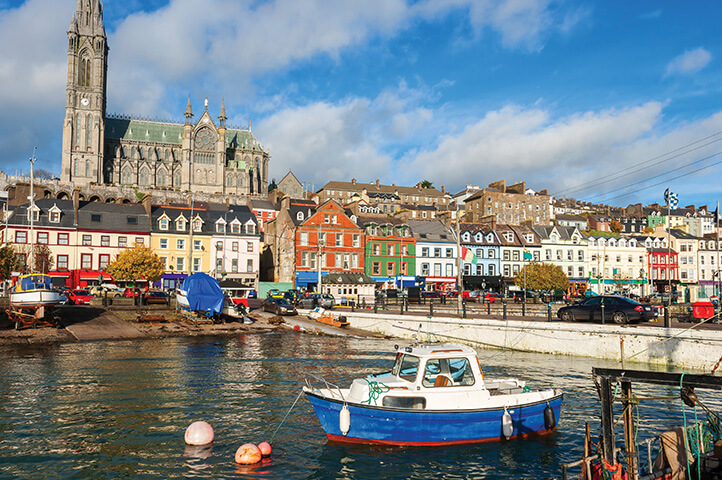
59, 1, 270, 197
61, 0, 107, 184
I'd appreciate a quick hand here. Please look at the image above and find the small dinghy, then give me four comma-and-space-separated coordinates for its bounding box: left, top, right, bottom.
304, 342, 563, 446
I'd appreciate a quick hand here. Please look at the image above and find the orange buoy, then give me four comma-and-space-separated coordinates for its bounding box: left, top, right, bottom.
184, 421, 214, 445
257, 442, 272, 457
235, 443, 262, 464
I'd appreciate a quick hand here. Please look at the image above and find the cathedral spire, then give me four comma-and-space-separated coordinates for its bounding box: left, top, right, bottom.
184, 95, 193, 125
218, 98, 227, 129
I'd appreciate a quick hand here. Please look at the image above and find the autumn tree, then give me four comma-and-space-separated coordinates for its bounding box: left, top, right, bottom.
15, 244, 54, 273
105, 244, 164, 284
610, 220, 623, 233
0, 244, 22, 281
514, 262, 569, 292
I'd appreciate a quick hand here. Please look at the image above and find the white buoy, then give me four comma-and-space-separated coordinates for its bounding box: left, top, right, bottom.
185, 421, 214, 445
339, 405, 351, 436
502, 409, 513, 439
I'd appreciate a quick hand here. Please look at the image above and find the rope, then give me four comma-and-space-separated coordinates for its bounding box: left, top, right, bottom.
361, 378, 389, 405
269, 389, 304, 444
679, 373, 694, 480
628, 310, 721, 361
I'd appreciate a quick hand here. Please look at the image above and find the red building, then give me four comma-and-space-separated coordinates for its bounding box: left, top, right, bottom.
648, 248, 679, 293
295, 200, 364, 290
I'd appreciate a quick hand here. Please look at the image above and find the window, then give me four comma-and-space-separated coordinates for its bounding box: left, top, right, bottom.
300, 232, 308, 246
217, 223, 225, 233
422, 247, 429, 257
193, 258, 201, 272
387, 262, 395, 276
373, 243, 380, 255
99, 254, 110, 270
247, 242, 253, 252
161, 257, 168, 270
118, 236, 127, 247
488, 264, 495, 276
245, 224, 255, 234
421, 263, 429, 275
81, 254, 92, 269
216, 258, 223, 271
15, 231, 27, 243
194, 240, 202, 251
177, 219, 186, 231
57, 255, 68, 270
101, 235, 110, 247
232, 242, 238, 252
388, 244, 395, 256
231, 259, 238, 273
247, 259, 253, 272
434, 263, 441, 276
434, 248, 441, 257
127, 216, 137, 226
50, 211, 60, 223
91, 214, 101, 222
176, 258, 185, 272
353, 234, 360, 248
400, 261, 407, 274
82, 235, 92, 246
37, 232, 48, 244
336, 234, 343, 247
177, 239, 185, 250
160, 238, 168, 249
58, 233, 69, 246
159, 218, 169, 230
446, 248, 453, 258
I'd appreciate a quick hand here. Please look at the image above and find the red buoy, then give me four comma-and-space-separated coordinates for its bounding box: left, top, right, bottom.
258, 441, 272, 457
235, 443, 262, 464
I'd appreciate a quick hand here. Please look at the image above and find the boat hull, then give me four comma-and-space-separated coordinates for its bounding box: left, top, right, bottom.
10, 290, 61, 307
305, 390, 563, 446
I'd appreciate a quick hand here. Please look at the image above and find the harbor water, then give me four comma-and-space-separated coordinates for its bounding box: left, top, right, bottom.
0, 332, 719, 479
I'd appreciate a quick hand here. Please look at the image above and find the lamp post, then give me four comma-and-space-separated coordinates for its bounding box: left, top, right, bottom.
187, 193, 194, 275
222, 209, 234, 279
29, 149, 37, 271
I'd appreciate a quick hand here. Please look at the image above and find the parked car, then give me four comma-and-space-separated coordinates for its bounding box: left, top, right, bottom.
90, 285, 123, 297
63, 289, 93, 305
556, 295, 656, 324
144, 290, 170, 305
447, 291, 478, 301
123, 288, 141, 297
261, 297, 298, 315
421, 291, 440, 299
297, 293, 335, 309
266, 289, 283, 299
483, 292, 503, 303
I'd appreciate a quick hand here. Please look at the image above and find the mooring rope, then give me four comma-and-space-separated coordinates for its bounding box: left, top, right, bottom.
269, 389, 305, 444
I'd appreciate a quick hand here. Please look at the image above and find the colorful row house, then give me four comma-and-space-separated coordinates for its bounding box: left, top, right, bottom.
359, 216, 416, 290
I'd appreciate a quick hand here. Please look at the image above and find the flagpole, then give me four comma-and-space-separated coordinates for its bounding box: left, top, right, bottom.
667, 196, 672, 304
716, 201, 720, 302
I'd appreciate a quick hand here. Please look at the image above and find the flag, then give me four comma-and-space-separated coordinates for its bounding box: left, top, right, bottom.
523, 248, 533, 261
664, 188, 678, 209
714, 202, 719, 225
461, 246, 477, 264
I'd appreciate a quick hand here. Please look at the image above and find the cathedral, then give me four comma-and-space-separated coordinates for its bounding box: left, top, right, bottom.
60, 0, 270, 196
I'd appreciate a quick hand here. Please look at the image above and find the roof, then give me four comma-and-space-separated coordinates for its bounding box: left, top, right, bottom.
318, 180, 446, 198
321, 272, 376, 285
249, 199, 276, 211
408, 220, 454, 242
150, 205, 257, 235
357, 215, 407, 227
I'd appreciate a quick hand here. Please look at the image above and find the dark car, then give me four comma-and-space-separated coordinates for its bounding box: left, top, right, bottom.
144, 290, 170, 305
421, 291, 440, 298
297, 293, 335, 309
261, 298, 298, 316
557, 295, 656, 324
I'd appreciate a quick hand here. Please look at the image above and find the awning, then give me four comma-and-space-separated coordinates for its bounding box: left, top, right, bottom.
78, 271, 113, 281
296, 270, 321, 287
425, 277, 457, 283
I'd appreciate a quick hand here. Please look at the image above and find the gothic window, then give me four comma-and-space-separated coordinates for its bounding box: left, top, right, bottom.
86, 114, 92, 147
237, 175, 243, 187
165, 149, 169, 161
79, 53, 91, 87
227, 174, 233, 187
121, 168, 131, 184
138, 147, 144, 161
75, 114, 81, 145
194, 129, 215, 164
74, 160, 79, 176
85, 161, 90, 177
158, 170, 166, 186
139, 169, 149, 185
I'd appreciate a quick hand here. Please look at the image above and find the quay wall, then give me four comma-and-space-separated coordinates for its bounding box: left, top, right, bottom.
343, 312, 722, 370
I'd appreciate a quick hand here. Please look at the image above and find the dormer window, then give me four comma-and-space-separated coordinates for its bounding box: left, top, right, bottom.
231, 222, 240, 234
245, 223, 256, 234
176, 216, 187, 231
462, 232, 471, 242
193, 219, 202, 232
216, 221, 225, 233
296, 212, 304, 221
48, 205, 62, 223
27, 206, 40, 222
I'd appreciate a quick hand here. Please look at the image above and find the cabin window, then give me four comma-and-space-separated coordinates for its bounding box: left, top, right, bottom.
392, 354, 419, 383
422, 358, 475, 387
382, 396, 426, 409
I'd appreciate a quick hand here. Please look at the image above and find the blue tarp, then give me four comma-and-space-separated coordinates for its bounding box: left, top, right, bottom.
180, 273, 224, 315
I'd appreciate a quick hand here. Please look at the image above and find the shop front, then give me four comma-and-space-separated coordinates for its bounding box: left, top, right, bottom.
424, 276, 457, 292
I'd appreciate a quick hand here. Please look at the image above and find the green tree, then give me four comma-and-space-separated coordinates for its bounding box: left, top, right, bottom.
0, 244, 22, 281
514, 262, 569, 292
106, 244, 164, 284
419, 180, 434, 189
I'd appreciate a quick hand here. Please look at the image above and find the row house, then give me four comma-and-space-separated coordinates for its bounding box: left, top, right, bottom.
458, 223, 502, 291
263, 199, 318, 285
464, 180, 553, 225
495, 224, 541, 287
2, 198, 151, 288
249, 198, 277, 234
698, 235, 722, 297
409, 220, 457, 292
359, 216, 416, 289
293, 200, 364, 290
150, 203, 260, 289
630, 235, 678, 295
586, 235, 648, 295
533, 225, 587, 295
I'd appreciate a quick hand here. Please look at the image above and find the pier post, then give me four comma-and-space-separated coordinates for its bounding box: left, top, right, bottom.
462, 300, 467, 319
430, 301, 433, 317
502, 300, 507, 320
664, 306, 670, 328
547, 304, 552, 322
601, 303, 605, 325
621, 381, 638, 477
600, 376, 616, 464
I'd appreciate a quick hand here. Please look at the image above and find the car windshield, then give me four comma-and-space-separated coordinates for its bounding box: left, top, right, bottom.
75, 290, 90, 295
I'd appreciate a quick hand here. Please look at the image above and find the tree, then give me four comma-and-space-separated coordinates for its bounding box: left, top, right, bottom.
610, 220, 623, 233
420, 180, 434, 189
33, 168, 55, 180
643, 226, 654, 234
0, 244, 22, 281
514, 262, 569, 292
105, 244, 164, 284
15, 244, 54, 273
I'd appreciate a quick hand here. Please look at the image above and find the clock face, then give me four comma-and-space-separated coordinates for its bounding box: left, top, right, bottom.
81, 98, 89, 106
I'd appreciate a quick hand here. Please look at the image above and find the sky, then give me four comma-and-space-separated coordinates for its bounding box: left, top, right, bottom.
1, 0, 722, 209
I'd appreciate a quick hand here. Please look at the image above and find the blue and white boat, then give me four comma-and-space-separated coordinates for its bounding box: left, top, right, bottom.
304, 342, 563, 446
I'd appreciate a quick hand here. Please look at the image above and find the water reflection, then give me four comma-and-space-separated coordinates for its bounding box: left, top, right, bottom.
0, 334, 718, 479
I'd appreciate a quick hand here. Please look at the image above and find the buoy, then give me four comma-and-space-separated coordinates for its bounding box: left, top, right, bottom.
257, 441, 272, 457
544, 403, 556, 430
184, 421, 214, 445
293, 325, 301, 331
235, 443, 262, 464
339, 405, 351, 436
502, 409, 513, 439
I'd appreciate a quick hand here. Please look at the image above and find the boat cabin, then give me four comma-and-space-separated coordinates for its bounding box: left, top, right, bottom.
347, 343, 526, 410
12, 274, 54, 292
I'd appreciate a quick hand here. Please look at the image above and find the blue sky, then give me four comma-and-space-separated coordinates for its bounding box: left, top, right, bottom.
1, 0, 721, 209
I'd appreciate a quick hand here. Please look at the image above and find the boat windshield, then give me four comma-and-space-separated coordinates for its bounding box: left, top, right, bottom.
19, 275, 52, 291
421, 358, 476, 387
391, 354, 419, 382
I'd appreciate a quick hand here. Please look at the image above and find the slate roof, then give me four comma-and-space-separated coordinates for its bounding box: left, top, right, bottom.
357, 215, 407, 227
150, 205, 257, 235
8, 199, 76, 229
318, 180, 446, 198
321, 271, 375, 285
287, 200, 317, 226
249, 199, 276, 211
408, 220, 454, 243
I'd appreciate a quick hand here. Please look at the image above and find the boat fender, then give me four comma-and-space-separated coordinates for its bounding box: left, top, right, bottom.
339, 405, 350, 436
544, 402, 556, 430
502, 408, 513, 439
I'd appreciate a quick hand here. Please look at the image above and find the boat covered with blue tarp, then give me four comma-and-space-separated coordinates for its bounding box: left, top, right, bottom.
176, 273, 224, 317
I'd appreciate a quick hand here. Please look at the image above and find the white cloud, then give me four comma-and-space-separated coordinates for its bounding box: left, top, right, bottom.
401, 102, 667, 197
665, 47, 712, 77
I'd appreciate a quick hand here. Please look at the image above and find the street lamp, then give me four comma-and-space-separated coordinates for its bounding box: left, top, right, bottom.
222, 209, 234, 279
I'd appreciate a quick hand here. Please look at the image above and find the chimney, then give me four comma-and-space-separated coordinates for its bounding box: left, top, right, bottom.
375, 178, 380, 187
72, 187, 81, 226
441, 184, 445, 194
352, 177, 356, 184
141, 193, 152, 230
281, 195, 291, 210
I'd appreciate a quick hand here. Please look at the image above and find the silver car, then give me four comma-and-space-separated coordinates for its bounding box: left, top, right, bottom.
298, 293, 335, 309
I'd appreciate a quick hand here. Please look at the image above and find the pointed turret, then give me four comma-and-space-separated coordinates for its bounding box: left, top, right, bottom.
218, 98, 227, 129
69, 13, 78, 33
184, 95, 193, 125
